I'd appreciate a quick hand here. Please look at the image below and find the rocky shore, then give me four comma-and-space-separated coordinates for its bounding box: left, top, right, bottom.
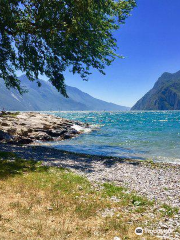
0, 111, 86, 144
0, 112, 180, 239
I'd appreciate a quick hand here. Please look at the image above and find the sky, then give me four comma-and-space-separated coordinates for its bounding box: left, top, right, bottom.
17, 0, 180, 107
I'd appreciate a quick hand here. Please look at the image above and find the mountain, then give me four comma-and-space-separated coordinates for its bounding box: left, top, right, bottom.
131, 70, 180, 110
0, 75, 129, 111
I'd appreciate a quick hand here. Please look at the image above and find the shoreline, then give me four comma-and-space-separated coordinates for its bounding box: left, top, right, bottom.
32, 140, 180, 167
0, 143, 180, 239
0, 143, 179, 204
1, 111, 179, 165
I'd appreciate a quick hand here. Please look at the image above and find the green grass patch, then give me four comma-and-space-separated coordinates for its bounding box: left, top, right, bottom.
103, 183, 126, 197
0, 111, 20, 117
0, 151, 48, 179
160, 203, 179, 217
102, 182, 153, 210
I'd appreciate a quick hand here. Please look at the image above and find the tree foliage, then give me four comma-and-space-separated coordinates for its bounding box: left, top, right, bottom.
0, 0, 136, 96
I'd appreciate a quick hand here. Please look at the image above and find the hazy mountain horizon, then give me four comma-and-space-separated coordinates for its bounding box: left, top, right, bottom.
0, 75, 130, 111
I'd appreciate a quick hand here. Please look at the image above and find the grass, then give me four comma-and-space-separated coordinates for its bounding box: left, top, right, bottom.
159, 204, 179, 217
0, 151, 176, 240
0, 111, 20, 116
102, 183, 153, 207
0, 152, 47, 179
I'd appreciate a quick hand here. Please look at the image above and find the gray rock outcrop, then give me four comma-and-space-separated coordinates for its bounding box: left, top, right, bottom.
132, 70, 180, 110
0, 112, 85, 144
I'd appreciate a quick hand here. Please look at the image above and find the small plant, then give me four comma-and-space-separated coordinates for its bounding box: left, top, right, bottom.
175, 227, 180, 234
131, 195, 151, 207
160, 204, 179, 217
102, 183, 126, 197
0, 151, 17, 159
147, 158, 154, 163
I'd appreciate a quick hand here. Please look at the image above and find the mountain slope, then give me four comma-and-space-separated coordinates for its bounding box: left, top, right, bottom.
131, 70, 180, 110
0, 75, 129, 111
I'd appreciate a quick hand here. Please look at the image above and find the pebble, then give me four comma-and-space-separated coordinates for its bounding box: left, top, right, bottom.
113, 237, 121, 240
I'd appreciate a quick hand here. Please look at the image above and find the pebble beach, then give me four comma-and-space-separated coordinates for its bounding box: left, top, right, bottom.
0, 143, 179, 239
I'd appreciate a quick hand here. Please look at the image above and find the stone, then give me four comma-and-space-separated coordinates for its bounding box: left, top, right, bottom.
7, 128, 17, 135
43, 124, 52, 130
114, 237, 122, 240
0, 112, 86, 144
17, 138, 33, 144
160, 224, 169, 229
47, 130, 67, 137
69, 129, 79, 135
63, 133, 72, 139
1, 122, 10, 127
0, 130, 12, 141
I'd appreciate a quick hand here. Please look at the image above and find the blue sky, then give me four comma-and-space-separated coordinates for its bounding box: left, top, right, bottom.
64, 0, 180, 107
18, 0, 180, 107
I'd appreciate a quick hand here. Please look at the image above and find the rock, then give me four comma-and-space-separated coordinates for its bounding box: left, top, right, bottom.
7, 128, 17, 135
21, 129, 29, 137
0, 130, 12, 141
36, 132, 54, 141
16, 138, 33, 144
1, 122, 10, 127
160, 224, 169, 229
0, 112, 86, 144
69, 129, 79, 135
47, 207, 53, 211
114, 237, 122, 240
63, 133, 72, 139
43, 124, 52, 130
19, 122, 27, 126
54, 136, 63, 141
47, 130, 67, 137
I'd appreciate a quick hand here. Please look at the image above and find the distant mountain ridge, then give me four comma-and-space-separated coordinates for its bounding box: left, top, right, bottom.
0, 75, 129, 111
132, 70, 180, 110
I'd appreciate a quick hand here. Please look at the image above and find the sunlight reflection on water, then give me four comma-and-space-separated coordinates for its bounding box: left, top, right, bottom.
44, 111, 180, 164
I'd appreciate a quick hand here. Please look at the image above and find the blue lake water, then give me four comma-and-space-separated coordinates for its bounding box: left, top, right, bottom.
45, 111, 180, 164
